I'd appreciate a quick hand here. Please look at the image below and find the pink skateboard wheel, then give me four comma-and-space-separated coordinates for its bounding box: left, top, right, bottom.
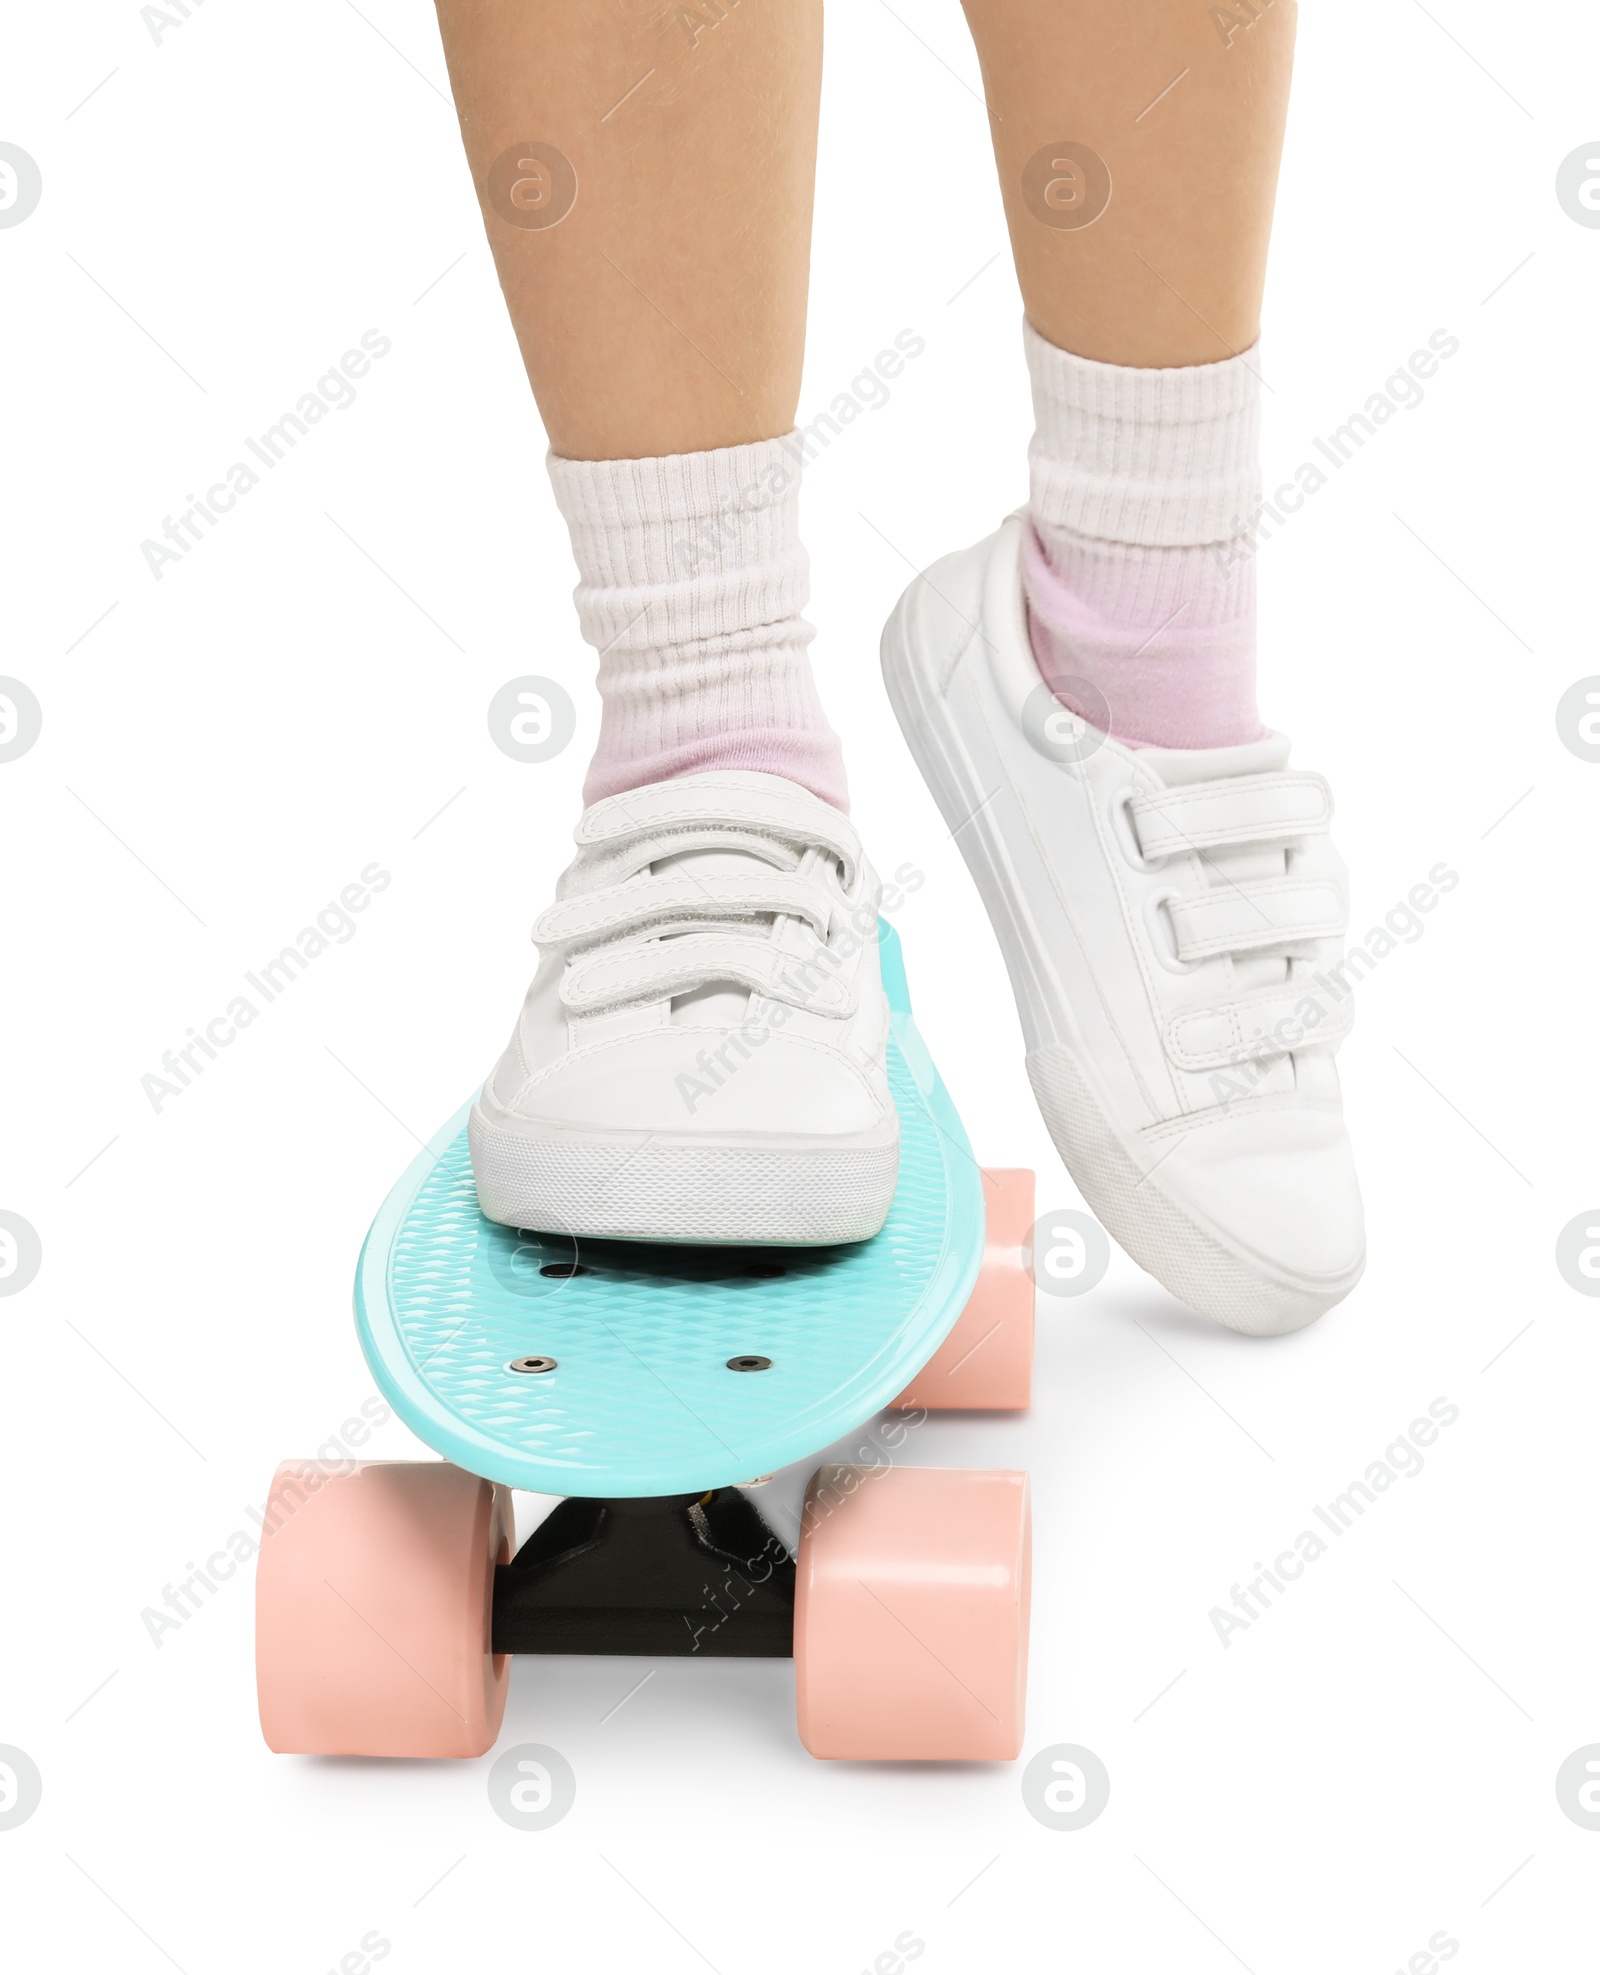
894, 1167, 1035, 1410
256, 1459, 513, 1758
794, 1464, 1030, 1760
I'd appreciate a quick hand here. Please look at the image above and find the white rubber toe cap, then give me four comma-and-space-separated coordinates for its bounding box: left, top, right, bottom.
482, 1029, 893, 1144
1152, 1107, 1367, 1294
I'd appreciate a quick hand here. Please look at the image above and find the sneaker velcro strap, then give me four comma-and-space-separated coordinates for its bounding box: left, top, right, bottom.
535, 872, 834, 949
1165, 983, 1355, 1072
1129, 773, 1333, 860
1165, 879, 1346, 961
561, 933, 855, 1016
576, 778, 863, 889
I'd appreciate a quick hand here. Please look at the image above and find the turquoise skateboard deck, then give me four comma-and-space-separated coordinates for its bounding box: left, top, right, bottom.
355, 924, 985, 1497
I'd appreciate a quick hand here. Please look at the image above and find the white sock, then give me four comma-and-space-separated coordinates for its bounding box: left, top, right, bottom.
1021, 320, 1266, 749
547, 434, 848, 809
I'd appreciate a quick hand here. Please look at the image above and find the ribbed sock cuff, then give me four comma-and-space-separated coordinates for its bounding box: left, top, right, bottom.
1024, 319, 1263, 548
548, 435, 809, 661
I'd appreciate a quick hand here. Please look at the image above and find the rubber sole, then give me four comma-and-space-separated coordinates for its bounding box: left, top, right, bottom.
469, 1104, 900, 1247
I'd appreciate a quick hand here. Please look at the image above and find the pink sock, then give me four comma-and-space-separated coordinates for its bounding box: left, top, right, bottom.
1021, 320, 1267, 751
547, 435, 848, 810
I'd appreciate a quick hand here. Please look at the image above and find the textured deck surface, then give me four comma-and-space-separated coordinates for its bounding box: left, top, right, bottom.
355, 927, 983, 1496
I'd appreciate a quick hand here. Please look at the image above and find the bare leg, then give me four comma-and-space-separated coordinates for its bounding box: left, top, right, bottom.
433, 0, 845, 808
433, 0, 821, 458
960, 0, 1295, 366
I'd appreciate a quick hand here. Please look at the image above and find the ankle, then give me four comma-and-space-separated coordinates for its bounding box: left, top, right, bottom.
548, 435, 849, 810
1021, 524, 1264, 750
1020, 321, 1265, 751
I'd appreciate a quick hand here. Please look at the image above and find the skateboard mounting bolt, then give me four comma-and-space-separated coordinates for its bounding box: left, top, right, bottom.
539, 1262, 591, 1279
726, 1355, 773, 1372
508, 1355, 558, 1375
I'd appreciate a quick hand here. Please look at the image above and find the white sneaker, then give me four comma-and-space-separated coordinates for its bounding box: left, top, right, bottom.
882, 516, 1364, 1335
470, 770, 899, 1245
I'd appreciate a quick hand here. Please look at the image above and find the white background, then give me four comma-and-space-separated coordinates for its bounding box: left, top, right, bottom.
4, 1, 1598, 1968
